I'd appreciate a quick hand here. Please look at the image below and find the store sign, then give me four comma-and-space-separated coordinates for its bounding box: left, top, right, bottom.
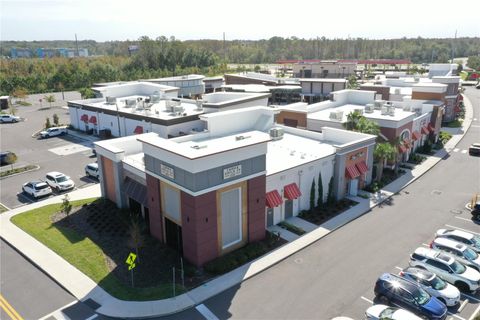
160, 164, 175, 179
223, 165, 242, 179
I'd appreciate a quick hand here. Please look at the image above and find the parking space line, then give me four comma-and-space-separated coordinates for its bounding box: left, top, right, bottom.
461, 150, 468, 154
448, 312, 466, 320
445, 224, 480, 235
461, 292, 480, 303
85, 315, 98, 320
455, 216, 474, 223
422, 243, 430, 247
0, 202, 11, 211
453, 148, 460, 152
469, 304, 480, 320
458, 299, 469, 312
38, 300, 76, 320
195, 304, 219, 320
394, 266, 403, 271
360, 296, 373, 304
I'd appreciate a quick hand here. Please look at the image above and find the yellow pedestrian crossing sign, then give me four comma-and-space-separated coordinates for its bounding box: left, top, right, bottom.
126, 252, 137, 270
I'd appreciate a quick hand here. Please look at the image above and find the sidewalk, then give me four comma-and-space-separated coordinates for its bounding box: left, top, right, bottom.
0, 95, 475, 318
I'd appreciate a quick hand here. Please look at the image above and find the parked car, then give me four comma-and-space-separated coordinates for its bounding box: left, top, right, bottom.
374, 273, 447, 320
410, 247, 480, 292
469, 143, 480, 156
45, 171, 75, 192
22, 181, 52, 199
365, 304, 422, 320
435, 229, 480, 253
0, 151, 16, 166
85, 163, 99, 179
0, 114, 20, 123
431, 237, 480, 271
39, 126, 67, 139
399, 267, 460, 307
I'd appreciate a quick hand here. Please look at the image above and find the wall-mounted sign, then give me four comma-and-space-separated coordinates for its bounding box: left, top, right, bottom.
160, 164, 175, 179
223, 165, 242, 180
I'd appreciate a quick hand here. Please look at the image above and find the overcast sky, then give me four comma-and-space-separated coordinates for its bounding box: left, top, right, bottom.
1, 0, 478, 41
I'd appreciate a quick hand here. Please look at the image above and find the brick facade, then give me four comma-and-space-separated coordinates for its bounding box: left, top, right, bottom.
247, 175, 267, 242
276, 111, 307, 128
146, 174, 163, 241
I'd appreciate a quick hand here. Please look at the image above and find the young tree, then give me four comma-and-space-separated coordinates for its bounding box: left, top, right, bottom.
327, 176, 335, 205
309, 179, 316, 212
53, 113, 59, 126
45, 94, 55, 107
344, 111, 363, 131
60, 194, 72, 216
127, 219, 145, 263
5, 152, 17, 170
317, 172, 324, 208
12, 87, 28, 103
374, 142, 396, 182
79, 88, 95, 99
45, 117, 51, 129
346, 75, 359, 89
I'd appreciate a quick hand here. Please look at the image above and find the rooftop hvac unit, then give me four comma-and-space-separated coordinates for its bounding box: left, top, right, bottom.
329, 111, 337, 120
106, 96, 117, 105
125, 99, 136, 107
174, 105, 185, 114
196, 100, 203, 110
381, 106, 389, 115
374, 100, 384, 109
365, 104, 374, 113
402, 105, 411, 111
150, 91, 161, 103
269, 127, 284, 140
335, 110, 344, 120
394, 88, 401, 95
388, 106, 395, 116
413, 107, 422, 116
354, 108, 363, 115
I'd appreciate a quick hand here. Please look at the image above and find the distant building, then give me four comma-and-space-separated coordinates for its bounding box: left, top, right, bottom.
11, 47, 88, 58
292, 60, 357, 78
143, 74, 206, 98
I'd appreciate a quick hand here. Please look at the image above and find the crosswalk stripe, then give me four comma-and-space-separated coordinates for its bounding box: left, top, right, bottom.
461, 150, 468, 154
196, 304, 219, 320
453, 148, 460, 152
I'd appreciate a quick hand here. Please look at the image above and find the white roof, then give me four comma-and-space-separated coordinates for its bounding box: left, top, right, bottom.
308, 104, 415, 122
266, 133, 335, 175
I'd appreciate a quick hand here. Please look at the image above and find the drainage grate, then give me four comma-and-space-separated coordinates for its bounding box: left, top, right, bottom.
83, 298, 101, 310
431, 190, 442, 195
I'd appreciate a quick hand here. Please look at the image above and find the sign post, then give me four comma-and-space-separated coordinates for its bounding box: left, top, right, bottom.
125, 252, 137, 287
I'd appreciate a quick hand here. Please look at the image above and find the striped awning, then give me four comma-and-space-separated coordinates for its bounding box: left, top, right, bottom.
134, 126, 143, 134
428, 123, 435, 133
454, 105, 461, 113
421, 126, 429, 135
80, 114, 89, 122
412, 131, 421, 141
398, 144, 407, 153
345, 165, 361, 179
124, 177, 148, 207
284, 183, 302, 200
355, 161, 369, 175
89, 116, 97, 124
266, 190, 283, 208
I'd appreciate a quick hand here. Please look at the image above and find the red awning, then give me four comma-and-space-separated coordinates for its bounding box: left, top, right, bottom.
398, 144, 407, 153
89, 116, 97, 124
421, 126, 429, 135
412, 131, 421, 141
266, 190, 283, 208
345, 165, 361, 179
428, 123, 435, 133
355, 161, 369, 175
284, 183, 302, 200
134, 126, 143, 134
454, 105, 461, 113
80, 114, 88, 122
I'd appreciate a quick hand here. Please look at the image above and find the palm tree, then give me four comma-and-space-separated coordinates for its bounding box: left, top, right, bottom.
344, 111, 363, 131
356, 117, 380, 136
44, 94, 55, 107
374, 143, 396, 182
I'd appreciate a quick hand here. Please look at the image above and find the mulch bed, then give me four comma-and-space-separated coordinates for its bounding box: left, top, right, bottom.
299, 199, 358, 225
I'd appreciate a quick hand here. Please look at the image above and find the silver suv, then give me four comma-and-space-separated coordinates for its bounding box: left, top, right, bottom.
410, 247, 480, 292
45, 171, 75, 192
436, 229, 480, 253
431, 237, 480, 272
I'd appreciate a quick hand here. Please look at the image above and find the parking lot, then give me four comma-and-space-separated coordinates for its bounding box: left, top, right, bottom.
0, 92, 99, 209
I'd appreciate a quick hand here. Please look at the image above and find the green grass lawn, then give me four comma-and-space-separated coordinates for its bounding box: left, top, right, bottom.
11, 198, 184, 301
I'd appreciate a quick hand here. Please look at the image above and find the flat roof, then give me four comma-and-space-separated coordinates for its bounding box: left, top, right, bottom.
299, 78, 347, 83
138, 130, 271, 159
145, 74, 205, 82
71, 95, 204, 121
266, 133, 335, 175
308, 104, 415, 122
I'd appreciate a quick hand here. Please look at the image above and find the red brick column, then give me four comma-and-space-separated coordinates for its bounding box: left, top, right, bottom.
247, 175, 266, 242
146, 174, 163, 242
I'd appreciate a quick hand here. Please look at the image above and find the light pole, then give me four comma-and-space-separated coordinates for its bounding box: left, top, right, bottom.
115, 103, 122, 137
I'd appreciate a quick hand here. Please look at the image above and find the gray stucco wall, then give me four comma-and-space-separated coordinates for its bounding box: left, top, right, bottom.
145, 154, 266, 192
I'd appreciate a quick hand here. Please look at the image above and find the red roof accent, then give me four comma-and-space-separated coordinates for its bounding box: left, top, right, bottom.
421, 126, 429, 135
276, 59, 412, 65
345, 165, 361, 179
355, 161, 369, 175
412, 131, 421, 141
266, 190, 283, 208
80, 114, 89, 122
134, 126, 143, 134
454, 105, 461, 113
428, 123, 435, 133
398, 144, 407, 153
89, 116, 97, 124
457, 95, 463, 101
284, 183, 302, 200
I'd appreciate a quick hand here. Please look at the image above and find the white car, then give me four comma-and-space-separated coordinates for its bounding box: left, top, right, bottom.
39, 126, 67, 139
431, 237, 480, 271
45, 171, 75, 192
0, 114, 20, 123
85, 163, 99, 179
22, 181, 52, 199
399, 267, 460, 307
410, 247, 480, 292
436, 228, 480, 253
365, 304, 422, 320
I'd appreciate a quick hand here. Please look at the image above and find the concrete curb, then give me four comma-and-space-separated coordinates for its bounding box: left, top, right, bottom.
0, 94, 475, 318
0, 164, 40, 180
